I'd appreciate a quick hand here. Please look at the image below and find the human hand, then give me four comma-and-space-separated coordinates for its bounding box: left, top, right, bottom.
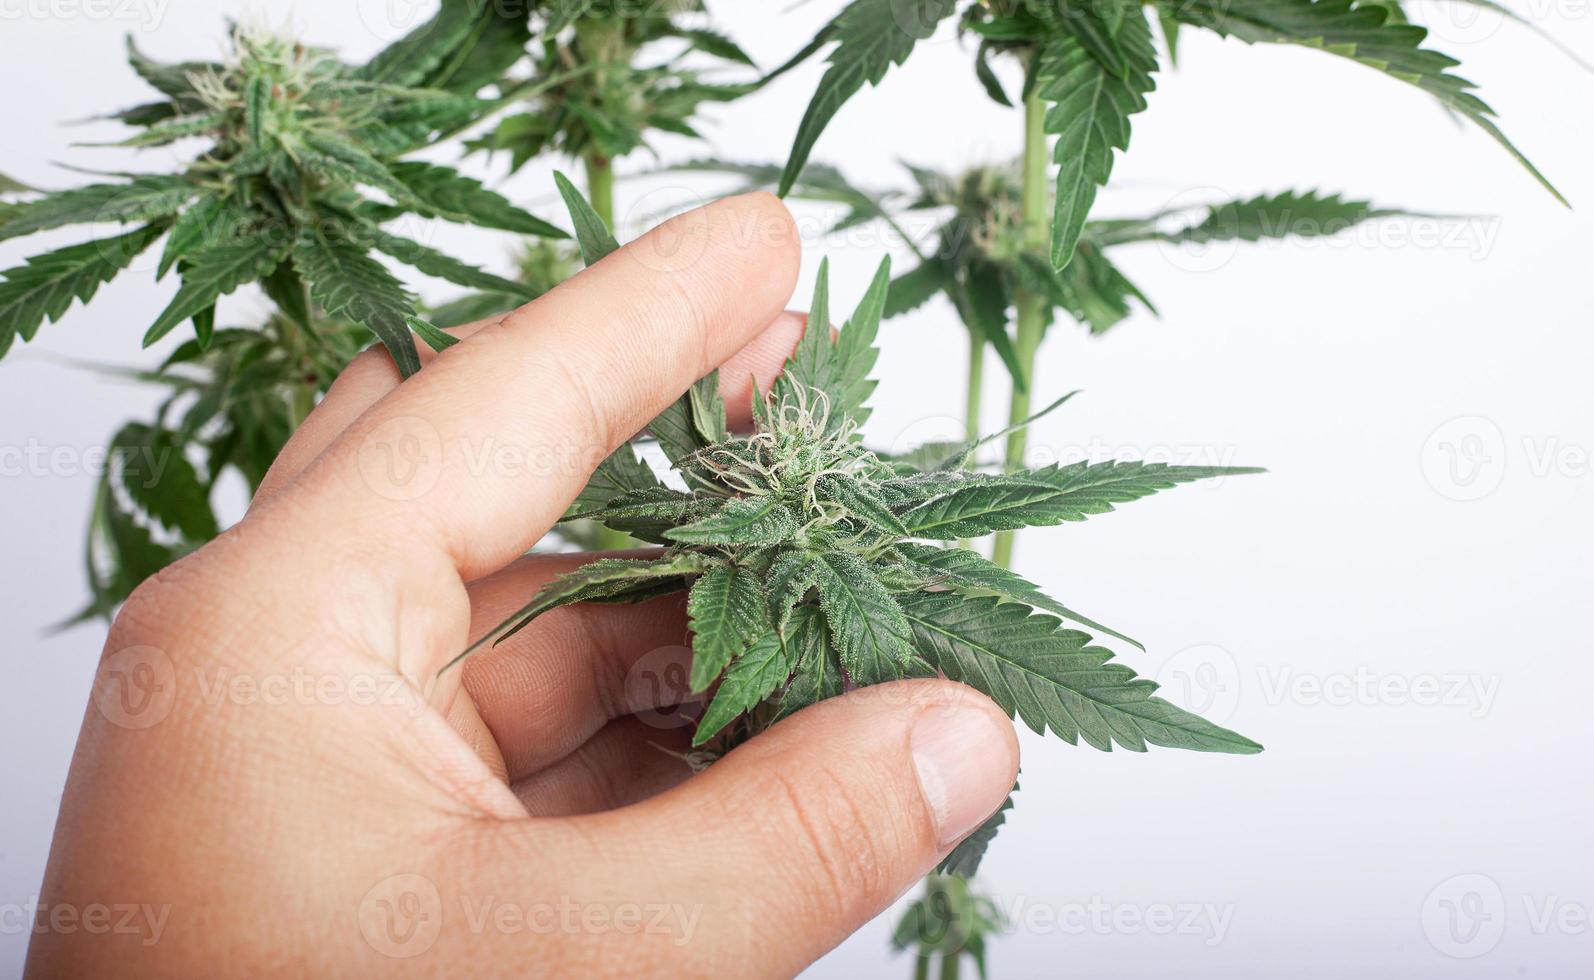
29, 194, 1020, 978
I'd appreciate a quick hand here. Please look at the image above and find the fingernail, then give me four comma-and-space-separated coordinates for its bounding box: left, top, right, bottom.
910, 704, 1016, 847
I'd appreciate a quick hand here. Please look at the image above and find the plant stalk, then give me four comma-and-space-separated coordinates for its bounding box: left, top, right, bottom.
584, 150, 633, 553
958, 329, 984, 550
288, 381, 316, 430
585, 152, 616, 228
965, 329, 985, 448
991, 83, 1050, 570
913, 953, 932, 980
940, 950, 963, 980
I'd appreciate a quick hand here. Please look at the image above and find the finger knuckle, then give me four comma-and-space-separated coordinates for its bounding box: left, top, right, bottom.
762, 765, 890, 920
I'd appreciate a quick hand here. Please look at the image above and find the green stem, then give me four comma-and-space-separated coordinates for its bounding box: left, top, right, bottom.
584, 151, 632, 553
913, 953, 932, 980
965, 329, 985, 449
939, 950, 963, 980
991, 83, 1050, 570
585, 152, 615, 228
288, 382, 315, 430
958, 329, 984, 550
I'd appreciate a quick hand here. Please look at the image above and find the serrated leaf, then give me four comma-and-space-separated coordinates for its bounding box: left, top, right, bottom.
974, 41, 1014, 107
687, 565, 769, 691
370, 226, 539, 299
572, 445, 666, 514
819, 473, 908, 534
406, 315, 458, 353
568, 487, 703, 544
812, 551, 912, 684
884, 256, 948, 318
773, 605, 844, 721
113, 423, 219, 542
450, 553, 716, 671
891, 542, 1142, 650
648, 373, 727, 470
688, 372, 729, 444
775, 256, 889, 433
296, 133, 418, 205
260, 262, 311, 330
767, 550, 826, 631
1160, 190, 1407, 245
879, 441, 974, 475
665, 495, 800, 547
143, 235, 286, 347
291, 222, 423, 378
553, 169, 620, 265
0, 176, 194, 244
1166, 0, 1564, 203
957, 258, 1027, 391
899, 461, 1263, 538
390, 161, 568, 238
672, 26, 757, 66
1039, 10, 1158, 268
358, 0, 484, 85
902, 592, 1262, 753
779, 0, 958, 196
0, 171, 37, 195
0, 223, 165, 357
157, 194, 234, 279
693, 630, 793, 745
125, 36, 216, 102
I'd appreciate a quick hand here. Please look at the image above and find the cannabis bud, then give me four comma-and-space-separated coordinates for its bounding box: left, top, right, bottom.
449, 182, 1263, 876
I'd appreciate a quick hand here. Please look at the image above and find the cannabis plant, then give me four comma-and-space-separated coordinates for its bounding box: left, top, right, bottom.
457, 1, 757, 548
468, 1, 756, 222
0, 11, 571, 611
770, 0, 1566, 569
71, 314, 370, 619
0, 21, 562, 377
893, 873, 1010, 980
664, 157, 1415, 445
448, 186, 1264, 921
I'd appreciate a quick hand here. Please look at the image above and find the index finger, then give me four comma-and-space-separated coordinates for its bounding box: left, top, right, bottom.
250, 194, 798, 585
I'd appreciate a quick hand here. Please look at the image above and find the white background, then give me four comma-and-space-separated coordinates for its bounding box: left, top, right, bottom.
2, 2, 1592, 977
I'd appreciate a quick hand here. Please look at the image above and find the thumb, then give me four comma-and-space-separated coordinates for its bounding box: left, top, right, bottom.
577, 679, 1020, 973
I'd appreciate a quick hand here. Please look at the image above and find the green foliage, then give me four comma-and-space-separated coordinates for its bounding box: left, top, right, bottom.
1, 22, 564, 373
71, 315, 369, 620
0, 223, 167, 357
715, 157, 1426, 355
904, 592, 1261, 752
457, 190, 1262, 853
1034, 10, 1157, 268
772, 0, 1562, 275
469, 3, 758, 172
1159, 0, 1565, 203
776, 0, 959, 196
892, 874, 1009, 979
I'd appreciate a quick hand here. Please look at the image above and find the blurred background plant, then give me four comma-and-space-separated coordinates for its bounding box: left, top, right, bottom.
748, 0, 1581, 969
1, 0, 759, 607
